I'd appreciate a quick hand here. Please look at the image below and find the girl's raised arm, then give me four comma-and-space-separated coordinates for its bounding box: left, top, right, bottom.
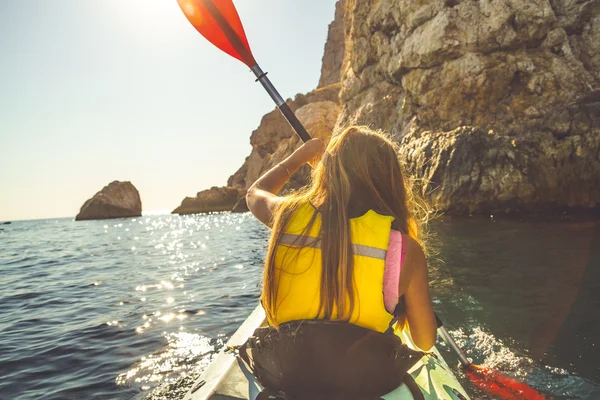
246, 138, 324, 226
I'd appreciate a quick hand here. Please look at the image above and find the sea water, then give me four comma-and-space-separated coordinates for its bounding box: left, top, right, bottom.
0, 213, 598, 399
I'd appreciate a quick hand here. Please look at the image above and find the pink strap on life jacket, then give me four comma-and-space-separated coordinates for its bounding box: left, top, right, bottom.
383, 230, 404, 314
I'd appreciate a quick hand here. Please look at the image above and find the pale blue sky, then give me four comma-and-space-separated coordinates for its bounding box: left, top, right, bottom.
0, 0, 337, 221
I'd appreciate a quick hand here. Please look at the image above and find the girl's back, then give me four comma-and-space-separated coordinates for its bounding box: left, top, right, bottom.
247, 125, 436, 350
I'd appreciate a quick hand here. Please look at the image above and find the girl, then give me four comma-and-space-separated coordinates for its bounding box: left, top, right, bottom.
246, 125, 436, 351
243, 126, 437, 399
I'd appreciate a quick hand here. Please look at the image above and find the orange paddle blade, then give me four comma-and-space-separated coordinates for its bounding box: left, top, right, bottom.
177, 0, 256, 67
465, 364, 550, 400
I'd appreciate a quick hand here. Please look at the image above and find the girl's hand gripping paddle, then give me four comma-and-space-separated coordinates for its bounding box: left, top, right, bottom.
176, 0, 311, 143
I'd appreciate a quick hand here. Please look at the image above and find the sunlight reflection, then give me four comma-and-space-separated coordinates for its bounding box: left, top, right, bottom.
116, 332, 218, 389
159, 313, 175, 323
161, 281, 174, 289
450, 327, 535, 377
112, 212, 265, 396
181, 1, 196, 18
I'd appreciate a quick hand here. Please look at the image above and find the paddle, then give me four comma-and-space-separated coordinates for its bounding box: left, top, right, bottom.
176, 1, 547, 398
176, 0, 310, 143
436, 314, 548, 399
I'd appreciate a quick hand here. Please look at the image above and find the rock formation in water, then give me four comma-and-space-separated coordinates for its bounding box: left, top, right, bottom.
172, 187, 245, 215
338, 0, 600, 213
176, 0, 599, 215
76, 181, 142, 221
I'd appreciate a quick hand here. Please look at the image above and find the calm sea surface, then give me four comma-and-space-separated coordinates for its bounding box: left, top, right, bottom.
0, 213, 599, 399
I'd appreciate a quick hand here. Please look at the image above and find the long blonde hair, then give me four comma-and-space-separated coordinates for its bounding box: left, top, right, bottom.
262, 126, 429, 326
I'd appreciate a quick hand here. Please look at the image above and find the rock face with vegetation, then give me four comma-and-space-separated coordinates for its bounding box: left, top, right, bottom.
76, 181, 142, 221
339, 0, 600, 213
172, 187, 245, 215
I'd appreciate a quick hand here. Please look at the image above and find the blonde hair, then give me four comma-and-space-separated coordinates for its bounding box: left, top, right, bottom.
262, 126, 429, 326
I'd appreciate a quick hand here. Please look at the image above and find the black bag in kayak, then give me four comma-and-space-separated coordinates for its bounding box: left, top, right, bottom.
237, 319, 425, 400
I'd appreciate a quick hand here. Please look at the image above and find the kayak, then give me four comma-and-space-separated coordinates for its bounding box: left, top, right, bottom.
183, 305, 471, 400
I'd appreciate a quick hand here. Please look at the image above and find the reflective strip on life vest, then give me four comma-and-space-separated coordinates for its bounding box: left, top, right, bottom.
279, 234, 387, 261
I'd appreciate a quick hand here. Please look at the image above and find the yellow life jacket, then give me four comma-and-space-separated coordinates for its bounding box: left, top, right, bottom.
271, 202, 395, 333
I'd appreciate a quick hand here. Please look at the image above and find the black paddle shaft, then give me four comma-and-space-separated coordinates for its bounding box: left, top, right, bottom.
435, 313, 471, 367
250, 65, 311, 143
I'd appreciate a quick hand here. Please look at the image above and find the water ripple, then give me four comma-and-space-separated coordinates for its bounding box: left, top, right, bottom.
1, 214, 598, 399
0, 213, 265, 400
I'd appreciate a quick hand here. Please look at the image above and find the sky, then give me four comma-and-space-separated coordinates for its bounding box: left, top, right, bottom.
0, 0, 337, 221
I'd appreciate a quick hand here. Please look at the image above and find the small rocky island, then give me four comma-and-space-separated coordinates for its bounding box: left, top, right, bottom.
76, 181, 142, 221
172, 187, 245, 215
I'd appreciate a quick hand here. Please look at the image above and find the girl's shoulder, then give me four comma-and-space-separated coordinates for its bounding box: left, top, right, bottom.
389, 230, 424, 260
402, 234, 425, 258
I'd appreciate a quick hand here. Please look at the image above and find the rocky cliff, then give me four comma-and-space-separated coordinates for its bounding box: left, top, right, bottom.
76, 181, 142, 221
338, 0, 600, 213
318, 0, 347, 88
175, 0, 599, 215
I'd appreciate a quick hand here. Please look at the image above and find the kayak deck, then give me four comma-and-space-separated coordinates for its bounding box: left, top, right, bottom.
183, 306, 470, 400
